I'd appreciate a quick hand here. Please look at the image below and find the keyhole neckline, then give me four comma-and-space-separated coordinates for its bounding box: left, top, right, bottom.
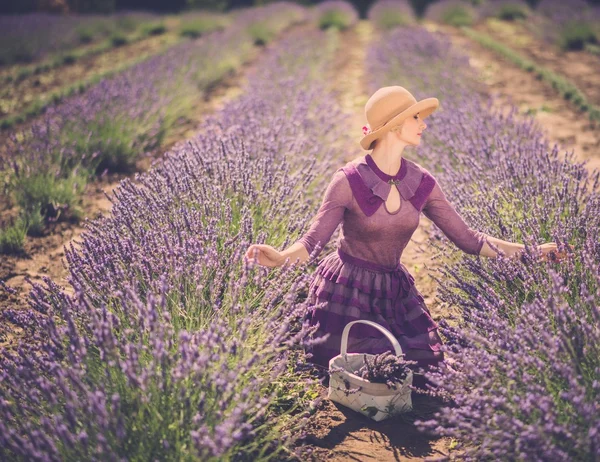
383, 188, 402, 215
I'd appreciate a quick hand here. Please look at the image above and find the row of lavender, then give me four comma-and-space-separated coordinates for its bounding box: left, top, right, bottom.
0, 6, 358, 459
431, 0, 600, 51
0, 3, 306, 252
367, 0, 600, 52
0, 11, 161, 66
366, 19, 599, 462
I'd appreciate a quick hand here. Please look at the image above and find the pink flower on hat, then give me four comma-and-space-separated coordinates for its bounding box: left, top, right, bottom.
362, 124, 372, 136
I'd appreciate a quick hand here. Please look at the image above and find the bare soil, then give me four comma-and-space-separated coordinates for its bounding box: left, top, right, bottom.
478, 18, 600, 107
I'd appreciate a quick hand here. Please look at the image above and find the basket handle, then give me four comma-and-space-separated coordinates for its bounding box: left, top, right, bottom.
340, 320, 404, 360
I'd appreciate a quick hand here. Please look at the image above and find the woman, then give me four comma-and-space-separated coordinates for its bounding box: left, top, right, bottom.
244, 86, 568, 389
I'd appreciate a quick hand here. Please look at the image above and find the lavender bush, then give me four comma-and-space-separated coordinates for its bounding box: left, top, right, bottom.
475, 0, 532, 22
0, 274, 322, 460
330, 351, 416, 392
423, 0, 480, 26
531, 0, 600, 50
0, 22, 355, 460
418, 262, 600, 461
367, 23, 600, 460
357, 351, 416, 389
0, 11, 158, 65
367, 0, 418, 30
312, 0, 359, 31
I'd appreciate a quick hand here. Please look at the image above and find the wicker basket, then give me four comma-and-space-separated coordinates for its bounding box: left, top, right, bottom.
327, 320, 413, 421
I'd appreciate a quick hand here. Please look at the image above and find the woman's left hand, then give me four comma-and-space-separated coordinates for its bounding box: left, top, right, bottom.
536, 242, 572, 263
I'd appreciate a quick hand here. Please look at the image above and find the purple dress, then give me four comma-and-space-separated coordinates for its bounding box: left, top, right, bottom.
298, 154, 487, 389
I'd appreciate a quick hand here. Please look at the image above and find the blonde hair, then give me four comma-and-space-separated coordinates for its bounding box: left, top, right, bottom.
370, 121, 405, 149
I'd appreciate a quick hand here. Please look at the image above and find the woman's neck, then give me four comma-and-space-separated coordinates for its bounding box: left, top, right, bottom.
369, 146, 406, 176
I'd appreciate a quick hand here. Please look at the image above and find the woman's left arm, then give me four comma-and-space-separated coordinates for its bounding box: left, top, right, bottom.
421, 177, 568, 261
480, 236, 569, 262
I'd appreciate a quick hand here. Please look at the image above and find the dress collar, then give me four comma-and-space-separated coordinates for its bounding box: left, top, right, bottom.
356, 155, 423, 203
365, 154, 408, 182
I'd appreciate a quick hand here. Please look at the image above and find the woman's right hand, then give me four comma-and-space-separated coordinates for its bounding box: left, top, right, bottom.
244, 244, 284, 268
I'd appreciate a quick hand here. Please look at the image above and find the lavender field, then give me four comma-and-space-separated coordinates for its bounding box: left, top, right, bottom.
1, 0, 599, 460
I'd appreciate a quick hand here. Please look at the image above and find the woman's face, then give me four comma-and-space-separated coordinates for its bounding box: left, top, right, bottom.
396, 112, 427, 146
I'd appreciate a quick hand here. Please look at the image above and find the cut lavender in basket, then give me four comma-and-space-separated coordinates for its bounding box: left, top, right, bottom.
357, 351, 417, 389
330, 352, 417, 391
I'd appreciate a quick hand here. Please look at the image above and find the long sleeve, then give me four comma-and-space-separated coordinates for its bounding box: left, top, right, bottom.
421, 177, 486, 255
297, 169, 352, 258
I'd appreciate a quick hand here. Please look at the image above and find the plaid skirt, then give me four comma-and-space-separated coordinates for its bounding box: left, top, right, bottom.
304, 247, 444, 390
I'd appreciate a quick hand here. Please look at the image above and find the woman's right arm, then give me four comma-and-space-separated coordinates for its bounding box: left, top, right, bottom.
245, 169, 352, 267
295, 169, 352, 262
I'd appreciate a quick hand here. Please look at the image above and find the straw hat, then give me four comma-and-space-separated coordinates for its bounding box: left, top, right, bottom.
360, 86, 439, 151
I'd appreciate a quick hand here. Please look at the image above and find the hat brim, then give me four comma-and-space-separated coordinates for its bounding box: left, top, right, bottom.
360, 98, 439, 151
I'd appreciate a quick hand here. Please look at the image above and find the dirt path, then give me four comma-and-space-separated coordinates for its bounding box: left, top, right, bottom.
475, 18, 600, 107
300, 21, 457, 462
422, 21, 600, 175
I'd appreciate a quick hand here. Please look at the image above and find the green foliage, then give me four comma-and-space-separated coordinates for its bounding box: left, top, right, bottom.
0, 217, 28, 255
15, 67, 33, 82
194, 53, 239, 90
179, 17, 225, 38
185, 0, 227, 12
247, 22, 277, 46
377, 11, 412, 30
140, 22, 168, 37
63, 118, 141, 175
115, 15, 138, 32
318, 9, 352, 31
496, 3, 529, 21
441, 5, 476, 26
77, 27, 95, 44
558, 20, 598, 51
60, 52, 78, 65
22, 208, 45, 237
585, 42, 600, 55
110, 33, 128, 47
11, 170, 87, 225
